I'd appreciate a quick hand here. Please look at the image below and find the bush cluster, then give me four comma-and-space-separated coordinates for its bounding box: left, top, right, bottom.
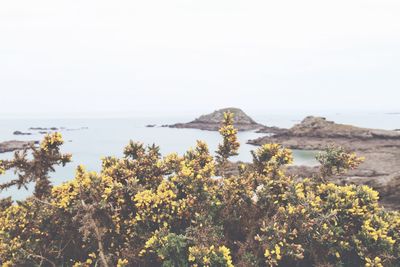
0, 113, 399, 267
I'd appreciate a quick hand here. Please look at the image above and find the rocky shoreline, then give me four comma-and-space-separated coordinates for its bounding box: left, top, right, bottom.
0, 140, 38, 153
248, 116, 400, 209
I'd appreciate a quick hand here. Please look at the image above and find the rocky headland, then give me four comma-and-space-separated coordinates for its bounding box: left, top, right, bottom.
167, 107, 265, 131
248, 116, 400, 209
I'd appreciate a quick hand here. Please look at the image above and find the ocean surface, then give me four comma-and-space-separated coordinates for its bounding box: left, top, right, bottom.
0, 111, 399, 200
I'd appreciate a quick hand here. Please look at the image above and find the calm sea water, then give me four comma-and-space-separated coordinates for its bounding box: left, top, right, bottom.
0, 112, 399, 200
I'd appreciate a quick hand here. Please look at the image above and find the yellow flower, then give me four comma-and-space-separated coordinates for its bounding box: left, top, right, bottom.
117, 259, 129, 267
275, 244, 282, 260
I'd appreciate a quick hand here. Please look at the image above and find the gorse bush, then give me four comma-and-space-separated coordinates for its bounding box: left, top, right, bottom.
0, 113, 399, 267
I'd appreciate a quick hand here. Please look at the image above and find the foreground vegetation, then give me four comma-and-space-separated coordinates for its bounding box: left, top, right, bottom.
0, 113, 399, 267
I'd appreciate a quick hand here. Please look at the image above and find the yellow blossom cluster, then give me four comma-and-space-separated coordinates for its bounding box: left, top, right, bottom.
188, 245, 234, 267
216, 112, 240, 168
40, 132, 64, 150
252, 143, 293, 174
134, 180, 185, 225
255, 177, 400, 266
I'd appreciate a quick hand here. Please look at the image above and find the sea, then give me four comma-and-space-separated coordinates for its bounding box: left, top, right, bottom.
0, 111, 399, 200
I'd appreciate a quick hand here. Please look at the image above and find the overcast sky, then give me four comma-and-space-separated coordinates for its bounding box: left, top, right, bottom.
1, 0, 399, 117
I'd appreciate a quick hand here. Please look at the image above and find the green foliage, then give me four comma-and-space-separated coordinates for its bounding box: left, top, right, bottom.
0, 118, 399, 267
251, 143, 293, 175
140, 229, 189, 267
317, 145, 364, 178
216, 112, 240, 174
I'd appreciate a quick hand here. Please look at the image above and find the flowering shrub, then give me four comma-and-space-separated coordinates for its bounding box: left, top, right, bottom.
317, 145, 365, 177
216, 112, 240, 175
0, 113, 399, 266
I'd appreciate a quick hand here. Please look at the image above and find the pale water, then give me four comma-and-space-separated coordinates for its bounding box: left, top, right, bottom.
0, 112, 399, 200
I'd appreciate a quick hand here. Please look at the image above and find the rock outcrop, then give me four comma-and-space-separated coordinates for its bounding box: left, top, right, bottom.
249, 116, 400, 147
287, 116, 400, 139
0, 140, 38, 153
168, 108, 265, 131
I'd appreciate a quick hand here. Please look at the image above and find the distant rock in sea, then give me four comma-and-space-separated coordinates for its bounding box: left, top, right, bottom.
146, 124, 156, 128
168, 108, 265, 131
65, 127, 89, 131
28, 126, 89, 133
29, 127, 59, 131
13, 131, 32, 136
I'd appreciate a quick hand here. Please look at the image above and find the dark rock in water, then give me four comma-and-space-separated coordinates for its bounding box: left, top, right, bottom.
29, 126, 88, 132
65, 127, 89, 131
168, 107, 265, 131
0, 140, 38, 153
13, 131, 32, 136
146, 124, 156, 128
29, 127, 58, 131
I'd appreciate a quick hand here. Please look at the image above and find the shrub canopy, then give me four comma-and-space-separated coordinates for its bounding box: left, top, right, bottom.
0, 112, 399, 267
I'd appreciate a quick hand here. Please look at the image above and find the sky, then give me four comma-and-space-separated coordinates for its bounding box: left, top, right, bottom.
0, 0, 399, 117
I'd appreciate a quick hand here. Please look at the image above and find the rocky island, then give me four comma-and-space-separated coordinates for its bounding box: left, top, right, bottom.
167, 107, 266, 131
248, 116, 400, 209
0, 140, 38, 153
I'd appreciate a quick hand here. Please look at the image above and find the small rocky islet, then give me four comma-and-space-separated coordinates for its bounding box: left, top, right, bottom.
13, 127, 89, 136
166, 107, 265, 131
